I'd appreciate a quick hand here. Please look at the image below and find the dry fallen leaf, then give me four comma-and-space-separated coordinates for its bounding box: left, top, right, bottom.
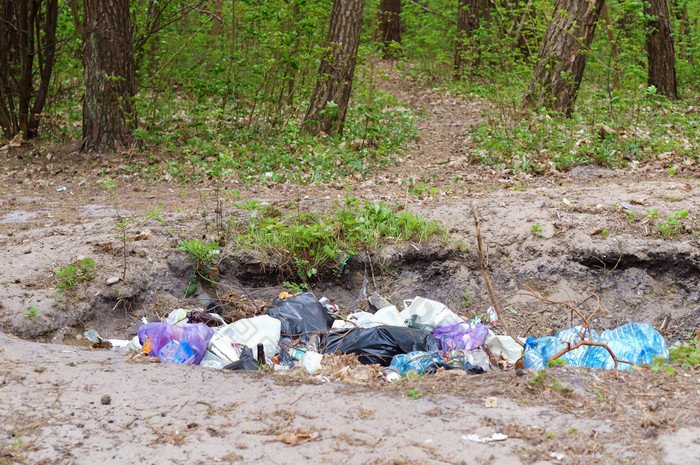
269, 428, 321, 445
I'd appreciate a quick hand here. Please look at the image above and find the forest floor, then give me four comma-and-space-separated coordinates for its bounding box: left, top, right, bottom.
0, 63, 699, 464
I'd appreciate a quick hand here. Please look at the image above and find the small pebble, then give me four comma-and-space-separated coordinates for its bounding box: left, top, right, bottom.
106, 277, 120, 285
516, 368, 525, 376
101, 395, 111, 405
138, 249, 147, 258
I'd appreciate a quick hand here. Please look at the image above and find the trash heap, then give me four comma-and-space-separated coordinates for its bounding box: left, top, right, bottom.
98, 292, 670, 379
99, 293, 526, 381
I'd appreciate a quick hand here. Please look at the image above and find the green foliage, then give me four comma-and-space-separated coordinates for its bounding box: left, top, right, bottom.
282, 281, 309, 294
22, 305, 43, 323
530, 223, 543, 237
406, 388, 427, 400
178, 239, 220, 289
656, 209, 689, 237
668, 339, 700, 367
55, 258, 97, 291
234, 197, 448, 281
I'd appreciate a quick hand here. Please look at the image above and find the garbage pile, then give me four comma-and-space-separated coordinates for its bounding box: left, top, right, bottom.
96, 292, 670, 380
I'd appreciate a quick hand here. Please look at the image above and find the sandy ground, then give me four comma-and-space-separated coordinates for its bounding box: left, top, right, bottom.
1, 63, 700, 464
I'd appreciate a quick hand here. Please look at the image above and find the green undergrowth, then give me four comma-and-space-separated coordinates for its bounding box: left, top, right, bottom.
232, 197, 448, 282
668, 338, 700, 368
123, 84, 417, 185
466, 81, 699, 174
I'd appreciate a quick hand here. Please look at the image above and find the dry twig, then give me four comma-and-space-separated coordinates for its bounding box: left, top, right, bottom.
472, 202, 523, 346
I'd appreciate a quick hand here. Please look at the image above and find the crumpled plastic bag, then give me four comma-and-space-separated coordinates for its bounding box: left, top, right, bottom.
524, 323, 669, 370
268, 292, 336, 342
321, 326, 439, 366
433, 322, 489, 351
138, 322, 214, 365
399, 296, 463, 330
331, 306, 404, 329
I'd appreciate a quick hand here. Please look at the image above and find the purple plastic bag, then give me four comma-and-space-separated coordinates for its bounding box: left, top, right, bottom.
433, 322, 488, 352
138, 322, 214, 365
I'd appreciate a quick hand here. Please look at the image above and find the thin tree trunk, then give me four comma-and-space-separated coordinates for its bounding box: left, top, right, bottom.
211, 0, 224, 37
645, 0, 678, 99
600, 3, 621, 89
376, 0, 401, 57
81, 0, 136, 153
69, 0, 83, 36
522, 0, 606, 116
302, 0, 365, 137
454, 0, 483, 78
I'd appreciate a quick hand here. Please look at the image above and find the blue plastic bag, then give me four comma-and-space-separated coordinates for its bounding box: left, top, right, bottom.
433, 322, 489, 351
138, 322, 214, 365
524, 323, 668, 371
390, 350, 446, 375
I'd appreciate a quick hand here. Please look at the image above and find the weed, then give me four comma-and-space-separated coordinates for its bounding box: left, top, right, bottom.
234, 197, 447, 282
407, 388, 427, 400
530, 224, 543, 237
178, 239, 220, 291
282, 281, 308, 294
55, 258, 96, 291
668, 338, 700, 368
601, 229, 609, 239
22, 305, 43, 322
656, 209, 689, 237
461, 291, 472, 308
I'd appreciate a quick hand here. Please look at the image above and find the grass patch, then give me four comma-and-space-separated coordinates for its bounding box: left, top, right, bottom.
232, 197, 448, 282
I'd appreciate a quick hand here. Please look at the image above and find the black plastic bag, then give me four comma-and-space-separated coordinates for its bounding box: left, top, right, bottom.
267, 292, 336, 342
223, 346, 259, 371
321, 326, 439, 366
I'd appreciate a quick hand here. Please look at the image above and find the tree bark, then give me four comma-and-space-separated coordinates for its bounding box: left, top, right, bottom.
522, 0, 606, 116
376, 0, 400, 57
69, 0, 83, 37
600, 3, 621, 89
0, 0, 57, 140
81, 0, 136, 153
302, 0, 365, 137
644, 0, 678, 99
454, 0, 487, 78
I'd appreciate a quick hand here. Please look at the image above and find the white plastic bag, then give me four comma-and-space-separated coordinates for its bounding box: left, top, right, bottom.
399, 296, 463, 329
331, 306, 405, 329
485, 333, 523, 364
218, 315, 281, 362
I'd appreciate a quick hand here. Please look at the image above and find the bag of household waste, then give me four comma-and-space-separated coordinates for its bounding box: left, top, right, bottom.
215, 315, 281, 365
321, 326, 439, 366
267, 292, 336, 342
331, 306, 404, 329
138, 322, 214, 365
524, 323, 669, 370
399, 296, 463, 330
390, 350, 446, 375
433, 322, 489, 351
390, 351, 485, 375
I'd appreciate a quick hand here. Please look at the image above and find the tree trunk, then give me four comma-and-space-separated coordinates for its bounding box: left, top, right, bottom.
69, 0, 83, 37
302, 0, 365, 137
0, 0, 57, 140
645, 0, 678, 99
454, 0, 486, 78
81, 0, 136, 153
600, 3, 621, 89
210, 0, 224, 37
522, 0, 606, 116
376, 0, 400, 57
